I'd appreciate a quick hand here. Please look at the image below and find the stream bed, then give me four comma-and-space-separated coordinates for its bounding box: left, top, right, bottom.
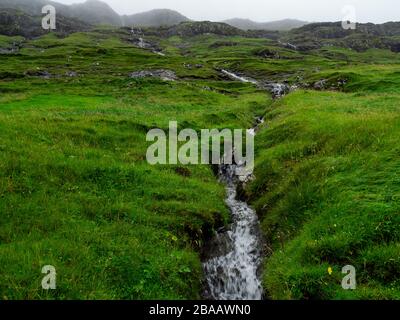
202, 70, 289, 300
202, 162, 264, 300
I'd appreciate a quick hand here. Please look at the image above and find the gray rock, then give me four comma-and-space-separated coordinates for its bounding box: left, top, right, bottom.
65, 71, 78, 78
261, 82, 291, 98
183, 63, 203, 69
25, 70, 52, 79
129, 69, 177, 81
314, 79, 327, 90
201, 230, 234, 260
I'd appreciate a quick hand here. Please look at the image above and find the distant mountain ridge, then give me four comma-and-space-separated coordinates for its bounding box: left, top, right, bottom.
282, 21, 400, 52
0, 0, 306, 30
122, 9, 190, 27
223, 18, 308, 31
0, 0, 189, 27
0, 0, 122, 25
0, 7, 91, 38
69, 0, 122, 26
1, 0, 400, 48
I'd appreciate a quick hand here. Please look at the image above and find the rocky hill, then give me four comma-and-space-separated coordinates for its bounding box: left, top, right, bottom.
122, 9, 190, 27
0, 0, 187, 27
69, 0, 122, 26
283, 21, 400, 52
224, 18, 307, 31
143, 21, 245, 38
0, 8, 91, 38
0, 0, 121, 26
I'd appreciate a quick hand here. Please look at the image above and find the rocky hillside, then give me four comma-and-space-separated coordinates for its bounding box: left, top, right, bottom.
0, 0, 67, 13
122, 9, 190, 27
144, 21, 245, 38
294, 21, 400, 37
0, 8, 91, 38
0, 0, 187, 27
224, 18, 307, 31
0, 0, 122, 26
69, 0, 122, 26
283, 21, 400, 52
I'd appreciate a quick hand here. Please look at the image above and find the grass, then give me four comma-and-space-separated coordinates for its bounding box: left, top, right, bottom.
0, 31, 270, 299
0, 27, 399, 300
247, 84, 400, 299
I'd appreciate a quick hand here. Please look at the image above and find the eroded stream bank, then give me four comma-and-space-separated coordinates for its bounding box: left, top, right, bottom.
202, 71, 289, 300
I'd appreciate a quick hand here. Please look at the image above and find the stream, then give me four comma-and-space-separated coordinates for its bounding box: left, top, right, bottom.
202, 70, 289, 300
202, 162, 264, 300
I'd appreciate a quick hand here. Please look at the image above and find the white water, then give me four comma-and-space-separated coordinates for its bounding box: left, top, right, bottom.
203, 164, 263, 300
203, 70, 263, 300
202, 70, 289, 300
221, 69, 258, 85
138, 37, 146, 48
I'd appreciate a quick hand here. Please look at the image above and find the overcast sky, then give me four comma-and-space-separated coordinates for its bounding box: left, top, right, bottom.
56, 0, 399, 23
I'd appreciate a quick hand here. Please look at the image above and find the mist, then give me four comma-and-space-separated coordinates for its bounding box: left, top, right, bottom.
55, 0, 399, 23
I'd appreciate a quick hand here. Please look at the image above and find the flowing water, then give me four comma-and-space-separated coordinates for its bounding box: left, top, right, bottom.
202, 70, 290, 300
221, 69, 258, 84
203, 162, 264, 300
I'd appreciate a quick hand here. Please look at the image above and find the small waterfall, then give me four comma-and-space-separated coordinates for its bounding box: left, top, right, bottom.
203, 162, 264, 300
202, 70, 290, 300
221, 69, 258, 84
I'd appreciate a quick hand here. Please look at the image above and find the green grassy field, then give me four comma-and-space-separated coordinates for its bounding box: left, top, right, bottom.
0, 28, 399, 299
0, 30, 269, 299
247, 66, 400, 300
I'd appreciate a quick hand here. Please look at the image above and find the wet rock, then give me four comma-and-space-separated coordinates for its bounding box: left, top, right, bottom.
261, 82, 291, 98
130, 29, 162, 55
337, 78, 347, 87
25, 70, 52, 79
290, 84, 300, 91
314, 79, 327, 90
132, 36, 161, 51
0, 47, 18, 54
129, 69, 177, 81
0, 48, 13, 54
65, 71, 78, 78
278, 40, 298, 50
0, 41, 23, 54
183, 63, 203, 69
202, 231, 234, 260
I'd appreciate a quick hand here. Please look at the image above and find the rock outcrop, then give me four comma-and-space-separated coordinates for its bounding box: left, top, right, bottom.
129, 70, 177, 81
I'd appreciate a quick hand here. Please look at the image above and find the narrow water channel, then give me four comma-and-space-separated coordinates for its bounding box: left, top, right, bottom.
202, 70, 289, 300
203, 162, 264, 300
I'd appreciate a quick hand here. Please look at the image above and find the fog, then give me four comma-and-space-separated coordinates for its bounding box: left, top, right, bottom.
55, 0, 399, 23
